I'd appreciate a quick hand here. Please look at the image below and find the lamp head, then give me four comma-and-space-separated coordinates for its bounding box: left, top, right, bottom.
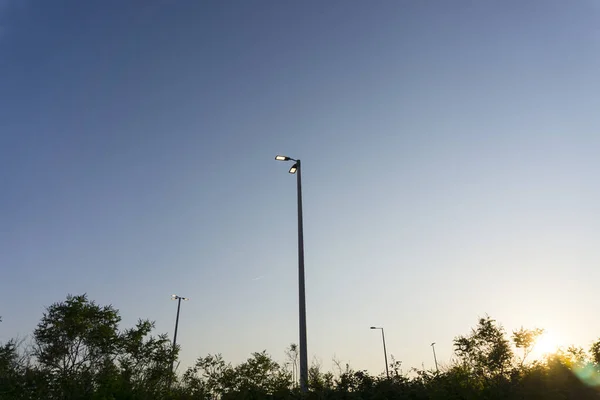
289, 163, 298, 174
275, 155, 290, 161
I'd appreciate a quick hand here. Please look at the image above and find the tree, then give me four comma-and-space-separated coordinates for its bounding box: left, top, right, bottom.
454, 315, 514, 378
0, 340, 20, 398
30, 294, 182, 399
512, 327, 544, 366
182, 354, 227, 399
308, 357, 334, 392
182, 351, 292, 399
33, 294, 121, 376
590, 339, 600, 366
33, 294, 122, 398
118, 319, 176, 398
285, 343, 299, 388
230, 351, 290, 396
9, 296, 600, 399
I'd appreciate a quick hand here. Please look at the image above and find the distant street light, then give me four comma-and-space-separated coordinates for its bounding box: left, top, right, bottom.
171, 295, 189, 373
275, 155, 308, 393
370, 326, 390, 379
431, 342, 439, 373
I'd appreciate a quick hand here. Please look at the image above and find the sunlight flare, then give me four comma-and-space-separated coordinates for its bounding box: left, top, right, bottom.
533, 331, 562, 358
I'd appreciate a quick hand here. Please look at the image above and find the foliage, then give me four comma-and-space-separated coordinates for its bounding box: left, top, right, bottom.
512, 326, 543, 366
3, 298, 600, 399
591, 338, 600, 366
453, 315, 514, 378
32, 294, 122, 398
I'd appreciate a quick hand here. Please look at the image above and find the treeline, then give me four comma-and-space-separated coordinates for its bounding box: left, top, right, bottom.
1, 294, 600, 399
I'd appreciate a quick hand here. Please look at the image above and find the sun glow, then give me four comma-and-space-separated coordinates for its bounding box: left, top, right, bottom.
532, 331, 562, 359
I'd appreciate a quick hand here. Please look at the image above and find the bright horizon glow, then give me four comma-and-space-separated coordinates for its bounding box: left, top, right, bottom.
532, 331, 564, 359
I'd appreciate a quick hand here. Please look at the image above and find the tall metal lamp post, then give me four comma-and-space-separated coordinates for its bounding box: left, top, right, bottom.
370, 326, 390, 379
431, 342, 439, 373
170, 294, 189, 376
275, 155, 308, 393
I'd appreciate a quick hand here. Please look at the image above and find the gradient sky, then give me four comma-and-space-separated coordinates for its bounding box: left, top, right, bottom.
1, 0, 599, 376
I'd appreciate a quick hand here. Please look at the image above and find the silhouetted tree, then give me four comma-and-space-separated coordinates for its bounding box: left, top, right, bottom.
454, 315, 514, 378
5, 297, 600, 399
591, 339, 600, 366
512, 327, 543, 367
32, 294, 121, 398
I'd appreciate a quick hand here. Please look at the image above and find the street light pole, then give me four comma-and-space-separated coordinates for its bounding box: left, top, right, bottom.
370, 327, 390, 379
173, 297, 182, 350
296, 160, 308, 393
275, 155, 308, 393
431, 342, 439, 373
171, 295, 188, 375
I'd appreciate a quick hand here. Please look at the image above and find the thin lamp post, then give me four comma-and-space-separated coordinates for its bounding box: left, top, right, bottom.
171, 295, 189, 374
275, 155, 308, 393
370, 326, 390, 379
431, 342, 439, 373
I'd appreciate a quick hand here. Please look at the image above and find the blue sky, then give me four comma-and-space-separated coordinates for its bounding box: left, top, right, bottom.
1, 0, 599, 375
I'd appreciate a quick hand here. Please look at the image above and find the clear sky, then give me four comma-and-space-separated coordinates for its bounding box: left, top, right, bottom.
1, 0, 599, 376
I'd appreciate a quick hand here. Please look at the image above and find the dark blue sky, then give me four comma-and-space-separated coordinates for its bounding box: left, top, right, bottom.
1, 0, 599, 373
